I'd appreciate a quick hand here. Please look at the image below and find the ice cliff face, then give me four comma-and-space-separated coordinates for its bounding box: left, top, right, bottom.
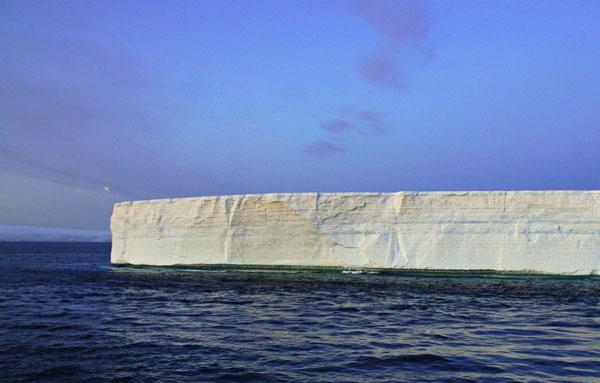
110, 191, 600, 274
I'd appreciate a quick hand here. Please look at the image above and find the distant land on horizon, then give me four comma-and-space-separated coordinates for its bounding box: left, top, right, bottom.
0, 225, 110, 243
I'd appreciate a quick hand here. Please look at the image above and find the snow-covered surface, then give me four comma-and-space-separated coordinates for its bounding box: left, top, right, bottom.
110, 191, 600, 274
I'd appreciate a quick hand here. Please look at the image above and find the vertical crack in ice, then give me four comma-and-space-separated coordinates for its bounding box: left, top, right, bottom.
156, 206, 164, 239
315, 192, 325, 262
385, 229, 397, 267
223, 196, 242, 264
392, 192, 410, 267
396, 227, 409, 268
496, 191, 508, 271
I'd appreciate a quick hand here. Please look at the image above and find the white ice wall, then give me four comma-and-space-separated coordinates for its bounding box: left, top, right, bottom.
110, 191, 600, 274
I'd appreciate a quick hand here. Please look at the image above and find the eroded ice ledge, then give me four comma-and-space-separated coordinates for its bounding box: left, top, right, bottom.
110, 191, 600, 274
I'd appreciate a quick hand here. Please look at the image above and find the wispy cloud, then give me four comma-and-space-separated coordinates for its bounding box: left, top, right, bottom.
302, 140, 346, 158
0, 32, 171, 198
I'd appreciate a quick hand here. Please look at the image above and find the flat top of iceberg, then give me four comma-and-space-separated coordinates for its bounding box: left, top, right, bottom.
114, 190, 600, 207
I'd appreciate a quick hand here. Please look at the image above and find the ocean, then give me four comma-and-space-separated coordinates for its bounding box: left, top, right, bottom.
1, 242, 599, 382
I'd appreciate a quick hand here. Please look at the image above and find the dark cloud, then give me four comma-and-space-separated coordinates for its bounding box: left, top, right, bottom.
358, 54, 403, 89
329, 107, 387, 136
348, 0, 433, 46
353, 108, 387, 134
301, 140, 346, 158
321, 118, 356, 135
304, 108, 387, 157
302, 1, 433, 157
347, 0, 435, 90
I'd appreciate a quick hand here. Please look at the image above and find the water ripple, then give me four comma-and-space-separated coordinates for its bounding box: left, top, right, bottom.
1, 242, 600, 382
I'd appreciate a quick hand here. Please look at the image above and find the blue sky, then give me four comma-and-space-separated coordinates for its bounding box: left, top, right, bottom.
1, 0, 600, 232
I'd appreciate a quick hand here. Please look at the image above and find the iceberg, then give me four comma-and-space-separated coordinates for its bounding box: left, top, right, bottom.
110, 191, 600, 274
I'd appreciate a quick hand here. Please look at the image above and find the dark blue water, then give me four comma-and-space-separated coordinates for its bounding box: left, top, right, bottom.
1, 242, 600, 382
